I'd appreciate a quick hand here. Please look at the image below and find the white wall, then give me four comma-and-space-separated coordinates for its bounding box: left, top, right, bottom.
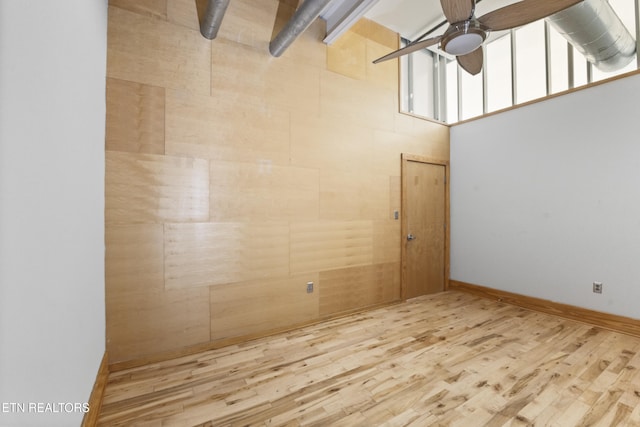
0, 1, 107, 426
451, 73, 640, 319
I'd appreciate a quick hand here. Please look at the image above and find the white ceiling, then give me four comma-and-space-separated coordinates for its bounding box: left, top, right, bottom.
363, 0, 445, 40
363, 0, 521, 41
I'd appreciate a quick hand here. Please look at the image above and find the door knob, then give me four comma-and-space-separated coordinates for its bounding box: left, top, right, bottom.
407, 234, 416, 241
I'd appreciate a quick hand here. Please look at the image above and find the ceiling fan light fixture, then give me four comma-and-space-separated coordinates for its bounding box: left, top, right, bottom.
444, 32, 484, 55
441, 21, 488, 56
372, 0, 587, 73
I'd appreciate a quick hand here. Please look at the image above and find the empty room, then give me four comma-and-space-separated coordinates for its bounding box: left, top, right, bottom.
2, 0, 640, 426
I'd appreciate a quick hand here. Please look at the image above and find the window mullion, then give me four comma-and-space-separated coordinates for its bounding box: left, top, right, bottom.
510, 29, 517, 105
545, 21, 551, 95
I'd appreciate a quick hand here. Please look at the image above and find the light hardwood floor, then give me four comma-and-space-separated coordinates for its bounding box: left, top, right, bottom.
98, 291, 640, 426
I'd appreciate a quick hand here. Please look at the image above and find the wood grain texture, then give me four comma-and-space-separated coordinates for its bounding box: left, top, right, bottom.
107, 6, 210, 94
107, 286, 211, 362
108, 0, 167, 20
106, 225, 211, 362
327, 30, 368, 81
327, 19, 398, 90
319, 170, 389, 221
81, 352, 109, 427
351, 17, 399, 50
402, 154, 451, 298
274, 12, 327, 69
395, 110, 452, 141
360, 19, 400, 90
105, 224, 164, 295
372, 128, 450, 176
450, 280, 640, 337
389, 175, 401, 219
403, 160, 446, 298
106, 78, 165, 154
319, 262, 400, 316
218, 0, 280, 50
289, 113, 374, 173
165, 89, 291, 165
106, 151, 209, 224
164, 222, 290, 288
441, 0, 474, 23
373, 219, 401, 264
210, 274, 320, 341
166, 0, 202, 31
320, 70, 396, 131
97, 291, 640, 426
457, 47, 484, 75
366, 37, 400, 91
290, 221, 373, 274
209, 160, 319, 222
211, 37, 321, 113
105, 0, 450, 363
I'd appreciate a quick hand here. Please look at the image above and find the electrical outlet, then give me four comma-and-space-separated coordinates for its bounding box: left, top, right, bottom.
593, 282, 603, 294
307, 282, 314, 293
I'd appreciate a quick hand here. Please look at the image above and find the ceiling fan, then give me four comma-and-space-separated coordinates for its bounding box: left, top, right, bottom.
373, 0, 583, 75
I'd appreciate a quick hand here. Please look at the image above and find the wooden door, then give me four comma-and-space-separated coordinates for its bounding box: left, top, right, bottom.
402, 155, 447, 299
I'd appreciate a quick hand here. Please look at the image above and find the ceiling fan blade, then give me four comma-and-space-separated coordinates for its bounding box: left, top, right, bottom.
478, 0, 583, 31
441, 0, 475, 23
457, 47, 483, 75
373, 36, 442, 64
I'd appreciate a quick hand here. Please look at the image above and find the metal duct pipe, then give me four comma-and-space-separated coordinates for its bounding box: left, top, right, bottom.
546, 0, 636, 72
269, 0, 333, 57
200, 0, 231, 40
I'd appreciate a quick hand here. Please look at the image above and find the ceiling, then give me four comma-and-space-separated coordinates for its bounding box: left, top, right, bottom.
320, 0, 523, 48
363, 0, 448, 40
363, 0, 521, 40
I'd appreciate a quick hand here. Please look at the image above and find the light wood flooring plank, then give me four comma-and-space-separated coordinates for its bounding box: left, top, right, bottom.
98, 291, 640, 426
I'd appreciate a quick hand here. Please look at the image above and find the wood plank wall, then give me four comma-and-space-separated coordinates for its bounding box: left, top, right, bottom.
105, 0, 450, 364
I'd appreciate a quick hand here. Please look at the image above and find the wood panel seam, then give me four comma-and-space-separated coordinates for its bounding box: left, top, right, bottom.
108, 299, 403, 372
105, 0, 450, 363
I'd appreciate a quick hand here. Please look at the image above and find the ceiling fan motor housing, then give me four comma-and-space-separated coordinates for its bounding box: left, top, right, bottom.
441, 19, 489, 56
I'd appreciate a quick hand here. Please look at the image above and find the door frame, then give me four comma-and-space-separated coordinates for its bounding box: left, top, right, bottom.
400, 153, 450, 300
